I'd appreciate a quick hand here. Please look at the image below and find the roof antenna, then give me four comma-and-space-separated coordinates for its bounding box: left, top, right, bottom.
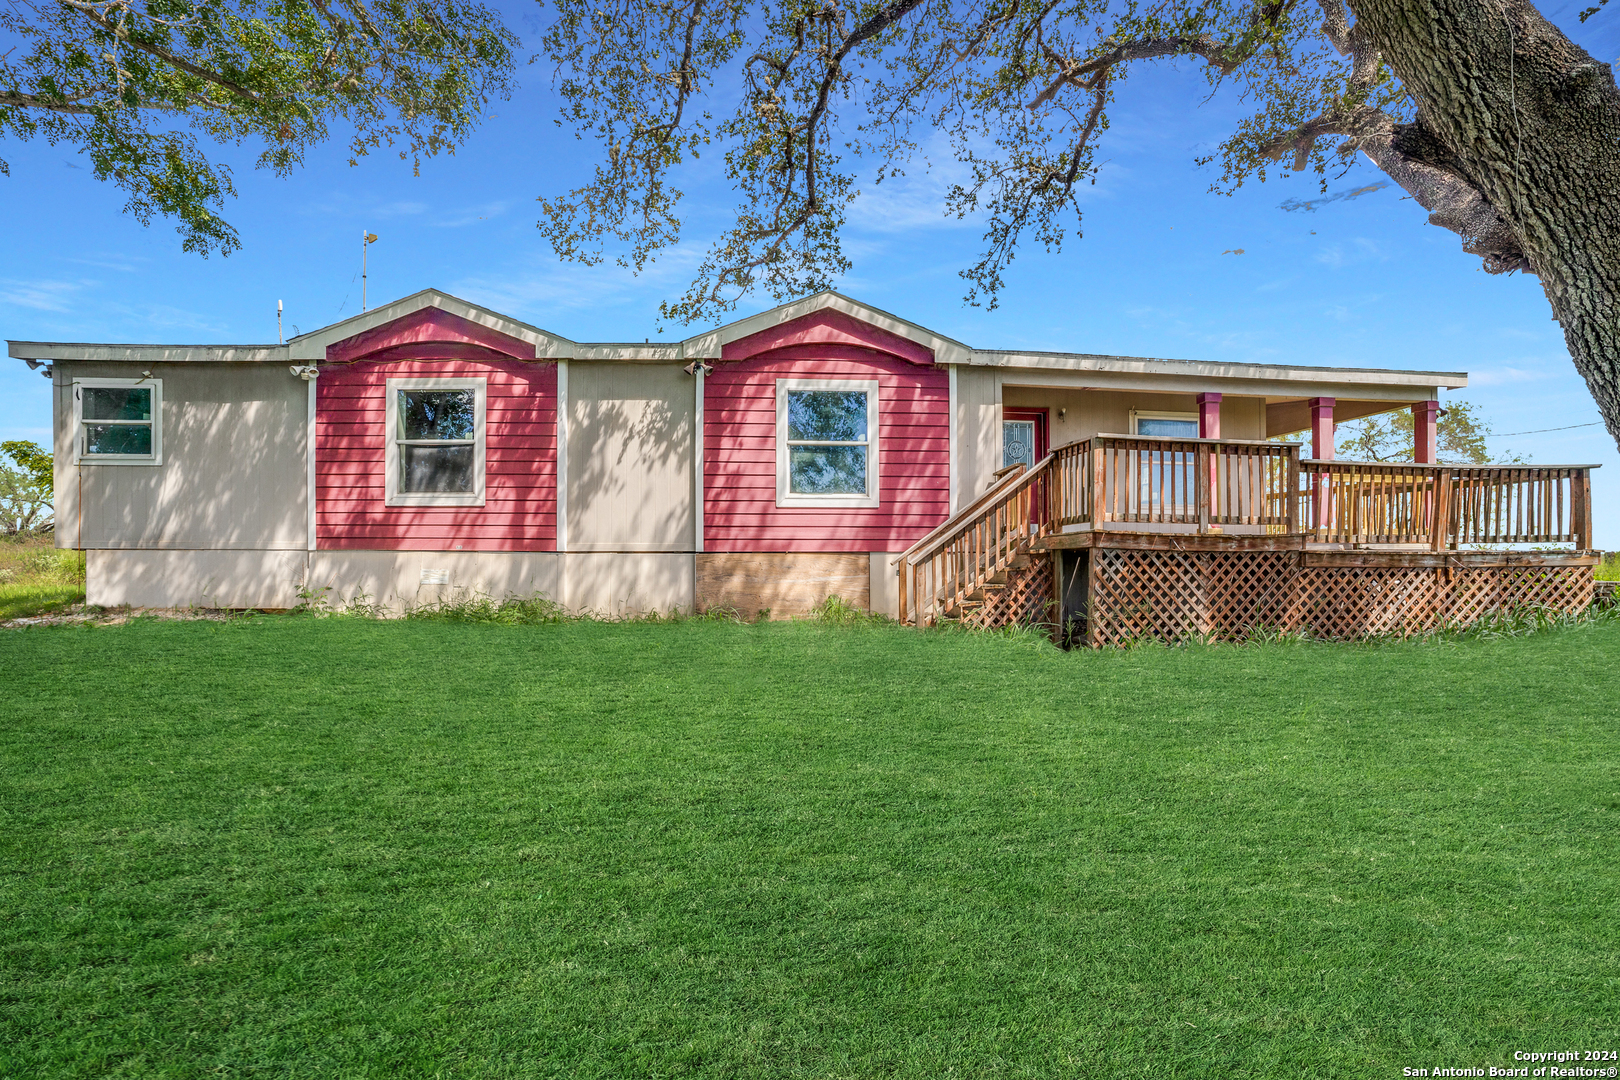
362, 231, 379, 311
278, 299, 284, 344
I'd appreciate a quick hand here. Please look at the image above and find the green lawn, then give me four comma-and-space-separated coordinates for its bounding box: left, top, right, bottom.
2, 617, 1617, 1078
0, 538, 86, 620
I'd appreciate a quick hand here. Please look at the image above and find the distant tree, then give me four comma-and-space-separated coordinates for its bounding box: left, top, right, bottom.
0, 440, 53, 535
1, 0, 518, 254
1334, 401, 1520, 465
535, 0, 1620, 451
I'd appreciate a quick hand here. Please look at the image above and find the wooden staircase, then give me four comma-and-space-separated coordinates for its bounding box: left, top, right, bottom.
896, 455, 1056, 628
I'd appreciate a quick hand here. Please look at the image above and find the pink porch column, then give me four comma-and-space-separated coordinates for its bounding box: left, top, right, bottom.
1196, 392, 1222, 439
1413, 400, 1439, 463
1310, 397, 1335, 532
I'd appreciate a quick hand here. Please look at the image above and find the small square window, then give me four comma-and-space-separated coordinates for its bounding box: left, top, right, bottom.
776, 379, 880, 508
74, 379, 161, 464
385, 378, 486, 507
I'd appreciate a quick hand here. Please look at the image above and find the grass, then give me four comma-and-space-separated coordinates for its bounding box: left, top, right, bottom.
1, 616, 1618, 1078
0, 536, 85, 620
1596, 552, 1620, 582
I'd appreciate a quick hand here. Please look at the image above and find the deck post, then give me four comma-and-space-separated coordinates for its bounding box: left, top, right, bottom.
1430, 468, 1453, 552
897, 556, 909, 626
1285, 445, 1301, 533
1091, 443, 1107, 529
1196, 443, 1212, 533
1575, 469, 1593, 550
1197, 393, 1221, 529
1310, 398, 1336, 534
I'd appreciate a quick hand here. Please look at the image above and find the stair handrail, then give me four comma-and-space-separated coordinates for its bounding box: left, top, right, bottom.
898, 453, 1056, 626
897, 452, 1056, 568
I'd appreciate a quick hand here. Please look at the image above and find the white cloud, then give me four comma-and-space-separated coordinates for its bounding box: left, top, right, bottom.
61, 252, 150, 273
433, 200, 515, 228
1471, 364, 1556, 387
0, 278, 91, 312
1313, 237, 1382, 268
372, 200, 429, 218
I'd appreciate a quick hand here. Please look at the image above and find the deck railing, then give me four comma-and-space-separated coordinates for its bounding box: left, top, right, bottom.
1048, 435, 1301, 531
898, 434, 1597, 625
1301, 460, 1594, 547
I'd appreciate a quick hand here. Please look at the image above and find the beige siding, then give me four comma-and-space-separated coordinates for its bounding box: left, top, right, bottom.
869, 551, 902, 618
954, 366, 1002, 506
564, 552, 694, 616
308, 550, 563, 612
88, 548, 306, 608
54, 361, 307, 550
567, 363, 695, 551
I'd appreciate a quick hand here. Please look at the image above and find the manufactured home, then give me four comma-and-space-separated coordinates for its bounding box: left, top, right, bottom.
10, 289, 1599, 643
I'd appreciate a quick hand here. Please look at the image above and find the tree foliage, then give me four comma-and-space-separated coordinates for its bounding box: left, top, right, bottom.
0, 0, 519, 254
1335, 401, 1519, 465
534, 0, 1482, 323
0, 440, 53, 535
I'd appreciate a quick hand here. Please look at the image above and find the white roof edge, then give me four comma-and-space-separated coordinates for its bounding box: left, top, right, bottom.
680, 290, 973, 363
569, 344, 688, 362
966, 349, 1468, 388
285, 288, 575, 360
10, 341, 289, 363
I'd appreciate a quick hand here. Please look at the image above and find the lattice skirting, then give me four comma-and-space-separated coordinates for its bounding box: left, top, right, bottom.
960, 555, 1055, 630
1086, 550, 1594, 646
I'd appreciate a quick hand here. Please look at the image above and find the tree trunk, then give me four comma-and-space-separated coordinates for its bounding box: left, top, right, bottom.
1350, 0, 1620, 451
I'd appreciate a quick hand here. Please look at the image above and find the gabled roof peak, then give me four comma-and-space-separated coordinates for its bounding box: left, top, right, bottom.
287, 288, 573, 361
679, 290, 971, 364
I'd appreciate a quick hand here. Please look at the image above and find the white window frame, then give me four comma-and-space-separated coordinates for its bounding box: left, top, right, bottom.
775, 378, 881, 509
1130, 409, 1201, 438
73, 378, 162, 465
385, 376, 487, 508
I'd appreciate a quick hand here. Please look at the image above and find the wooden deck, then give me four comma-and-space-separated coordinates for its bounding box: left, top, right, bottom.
896, 434, 1601, 645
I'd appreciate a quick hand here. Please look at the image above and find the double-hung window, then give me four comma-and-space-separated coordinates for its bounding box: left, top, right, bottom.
776, 378, 880, 508
385, 377, 486, 507
74, 378, 161, 464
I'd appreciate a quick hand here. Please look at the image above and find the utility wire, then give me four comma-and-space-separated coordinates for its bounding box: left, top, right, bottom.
1488, 421, 1602, 438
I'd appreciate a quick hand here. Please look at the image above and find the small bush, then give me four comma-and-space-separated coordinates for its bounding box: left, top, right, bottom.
809, 594, 892, 626
403, 593, 569, 625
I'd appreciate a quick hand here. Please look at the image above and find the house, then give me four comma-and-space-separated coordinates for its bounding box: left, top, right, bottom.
10, 289, 1599, 641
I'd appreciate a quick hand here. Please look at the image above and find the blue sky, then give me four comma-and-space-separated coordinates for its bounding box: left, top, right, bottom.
4, 1, 1617, 545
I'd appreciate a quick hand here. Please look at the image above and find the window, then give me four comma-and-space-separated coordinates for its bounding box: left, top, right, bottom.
776, 378, 880, 508
385, 377, 486, 507
1003, 420, 1036, 471
74, 379, 161, 464
1130, 410, 1199, 511
1131, 411, 1200, 438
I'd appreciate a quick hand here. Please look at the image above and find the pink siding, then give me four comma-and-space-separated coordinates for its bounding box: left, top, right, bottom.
703, 351, 950, 553
317, 359, 558, 551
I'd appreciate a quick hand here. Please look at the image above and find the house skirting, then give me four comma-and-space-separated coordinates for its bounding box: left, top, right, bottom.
1068, 545, 1598, 645
82, 549, 905, 618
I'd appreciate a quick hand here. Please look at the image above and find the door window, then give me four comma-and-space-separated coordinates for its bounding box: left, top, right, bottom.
1003, 420, 1036, 471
